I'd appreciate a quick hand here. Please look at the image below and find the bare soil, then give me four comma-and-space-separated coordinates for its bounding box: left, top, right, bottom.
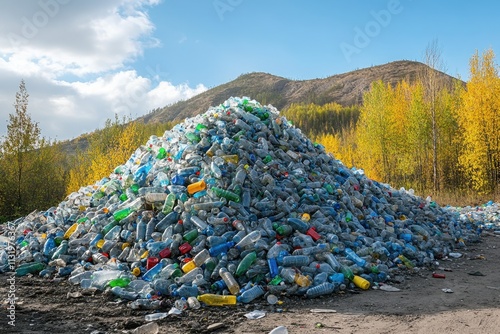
2, 233, 500, 334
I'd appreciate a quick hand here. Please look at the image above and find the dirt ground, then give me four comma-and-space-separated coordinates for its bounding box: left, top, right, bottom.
2, 232, 500, 334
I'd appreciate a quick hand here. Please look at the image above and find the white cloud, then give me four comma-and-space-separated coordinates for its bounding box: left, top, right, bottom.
0, 0, 207, 141
0, 0, 159, 76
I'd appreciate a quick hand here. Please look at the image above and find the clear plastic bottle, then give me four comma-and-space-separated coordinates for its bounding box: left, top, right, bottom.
144, 312, 168, 321
187, 296, 201, 309
235, 230, 261, 250
219, 267, 240, 295
306, 282, 335, 298
111, 286, 139, 300
181, 248, 210, 273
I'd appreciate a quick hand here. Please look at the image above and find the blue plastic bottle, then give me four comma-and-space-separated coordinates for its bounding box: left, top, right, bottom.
209, 241, 235, 257
237, 285, 264, 303
142, 261, 164, 282
344, 248, 367, 267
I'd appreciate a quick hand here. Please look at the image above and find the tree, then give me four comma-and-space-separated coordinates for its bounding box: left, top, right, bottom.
420, 40, 447, 193
0, 80, 67, 221
355, 80, 395, 182
0, 80, 41, 217
457, 49, 500, 194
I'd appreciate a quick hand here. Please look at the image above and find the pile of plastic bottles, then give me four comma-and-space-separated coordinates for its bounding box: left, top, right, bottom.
0, 97, 493, 309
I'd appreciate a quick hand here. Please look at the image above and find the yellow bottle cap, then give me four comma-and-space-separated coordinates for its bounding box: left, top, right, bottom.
131, 267, 141, 276
181, 260, 196, 273
96, 239, 105, 249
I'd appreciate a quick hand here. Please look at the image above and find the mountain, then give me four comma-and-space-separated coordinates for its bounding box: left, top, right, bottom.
59, 60, 461, 154
139, 60, 461, 124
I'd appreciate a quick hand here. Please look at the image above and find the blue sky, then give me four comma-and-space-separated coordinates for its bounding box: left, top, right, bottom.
0, 0, 498, 140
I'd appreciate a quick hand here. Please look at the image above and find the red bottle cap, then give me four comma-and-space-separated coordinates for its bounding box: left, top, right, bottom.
306, 227, 321, 241
159, 247, 171, 259
146, 257, 159, 270
179, 242, 192, 255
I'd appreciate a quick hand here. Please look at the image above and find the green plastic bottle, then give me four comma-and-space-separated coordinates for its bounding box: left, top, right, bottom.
162, 193, 176, 214
340, 263, 354, 281
236, 251, 257, 277
108, 277, 131, 288
113, 198, 144, 222
273, 223, 293, 237
210, 187, 240, 203
15, 262, 46, 277
51, 240, 68, 260
102, 220, 119, 234
156, 147, 167, 159
183, 229, 198, 243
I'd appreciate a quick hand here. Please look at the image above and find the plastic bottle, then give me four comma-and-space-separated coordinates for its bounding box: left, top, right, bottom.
306, 282, 335, 298
104, 225, 121, 241
352, 275, 371, 290
197, 293, 237, 306
398, 254, 415, 269
344, 248, 367, 267
209, 241, 235, 257
219, 268, 240, 295
142, 261, 164, 282
210, 187, 240, 203
162, 193, 177, 214
113, 198, 144, 222
175, 267, 203, 285
51, 240, 68, 260
235, 251, 257, 277
108, 277, 132, 288
323, 252, 342, 272
190, 215, 208, 231
235, 230, 261, 250
282, 255, 310, 267
43, 236, 56, 256
68, 271, 93, 284
286, 217, 309, 233
187, 296, 201, 309
187, 179, 206, 195
15, 262, 46, 276
280, 268, 311, 287
237, 284, 264, 303
172, 284, 199, 298
111, 286, 139, 300
145, 312, 168, 321
181, 249, 210, 273
267, 257, 279, 278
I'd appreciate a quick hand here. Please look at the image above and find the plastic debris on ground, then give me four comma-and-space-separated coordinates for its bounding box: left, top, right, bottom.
244, 310, 266, 319
0, 96, 498, 312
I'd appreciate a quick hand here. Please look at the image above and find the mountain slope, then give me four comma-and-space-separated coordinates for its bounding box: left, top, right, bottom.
140, 60, 460, 124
